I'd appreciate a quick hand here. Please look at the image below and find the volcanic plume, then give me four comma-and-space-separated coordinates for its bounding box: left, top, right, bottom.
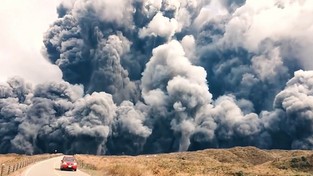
1, 0, 313, 155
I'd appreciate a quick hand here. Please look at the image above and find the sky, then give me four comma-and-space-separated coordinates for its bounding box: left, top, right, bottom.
1, 0, 313, 155
0, 0, 62, 84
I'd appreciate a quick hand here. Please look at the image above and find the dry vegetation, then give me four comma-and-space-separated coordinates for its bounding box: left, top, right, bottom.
1, 148, 313, 176
0, 153, 59, 176
76, 147, 313, 176
0, 154, 23, 166
0, 153, 57, 165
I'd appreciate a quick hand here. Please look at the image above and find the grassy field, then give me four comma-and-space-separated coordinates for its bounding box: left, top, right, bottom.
1, 147, 313, 176
0, 153, 60, 176
0, 154, 22, 165
76, 147, 313, 176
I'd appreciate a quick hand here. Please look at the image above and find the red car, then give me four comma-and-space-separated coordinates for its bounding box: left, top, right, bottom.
60, 155, 78, 171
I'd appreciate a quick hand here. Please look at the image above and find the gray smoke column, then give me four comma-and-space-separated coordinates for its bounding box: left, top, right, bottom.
63, 92, 116, 154
0, 77, 31, 153
107, 101, 151, 155
272, 70, 313, 149
141, 40, 213, 152
0, 77, 151, 155
3, 79, 120, 155
43, 0, 139, 104
9, 81, 83, 154
2, 0, 313, 155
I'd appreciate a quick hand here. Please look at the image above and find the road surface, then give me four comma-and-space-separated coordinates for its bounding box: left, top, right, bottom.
21, 156, 90, 176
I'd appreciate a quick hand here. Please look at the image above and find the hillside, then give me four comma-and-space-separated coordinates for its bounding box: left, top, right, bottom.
1, 147, 313, 176
76, 147, 313, 176
0, 153, 59, 176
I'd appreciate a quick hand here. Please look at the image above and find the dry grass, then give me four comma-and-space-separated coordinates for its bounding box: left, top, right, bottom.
76, 147, 313, 176
0, 154, 22, 165
0, 154, 30, 176
1, 149, 313, 176
0, 153, 60, 176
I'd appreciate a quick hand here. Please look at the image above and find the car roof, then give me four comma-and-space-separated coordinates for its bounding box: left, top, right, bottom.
63, 155, 75, 159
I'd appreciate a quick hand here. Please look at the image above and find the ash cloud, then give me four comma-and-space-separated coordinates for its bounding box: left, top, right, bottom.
1, 0, 313, 155
141, 40, 212, 152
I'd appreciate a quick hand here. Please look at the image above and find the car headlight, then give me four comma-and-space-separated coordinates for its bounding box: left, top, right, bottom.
63, 162, 67, 165
73, 163, 77, 166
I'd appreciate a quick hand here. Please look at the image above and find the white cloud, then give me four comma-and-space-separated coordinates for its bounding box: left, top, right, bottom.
252, 47, 284, 82
181, 35, 196, 61
72, 0, 135, 27
193, 0, 228, 30
0, 0, 62, 84
139, 12, 180, 39
142, 0, 162, 17
222, 0, 313, 69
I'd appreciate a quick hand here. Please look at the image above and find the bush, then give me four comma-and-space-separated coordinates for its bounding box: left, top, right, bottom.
234, 170, 245, 176
107, 164, 143, 176
290, 156, 311, 169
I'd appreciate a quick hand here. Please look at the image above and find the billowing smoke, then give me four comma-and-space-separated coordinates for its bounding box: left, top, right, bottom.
140, 40, 212, 152
1, 0, 313, 155
271, 70, 313, 149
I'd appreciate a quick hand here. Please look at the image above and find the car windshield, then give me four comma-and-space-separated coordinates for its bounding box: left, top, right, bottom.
63, 157, 75, 162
